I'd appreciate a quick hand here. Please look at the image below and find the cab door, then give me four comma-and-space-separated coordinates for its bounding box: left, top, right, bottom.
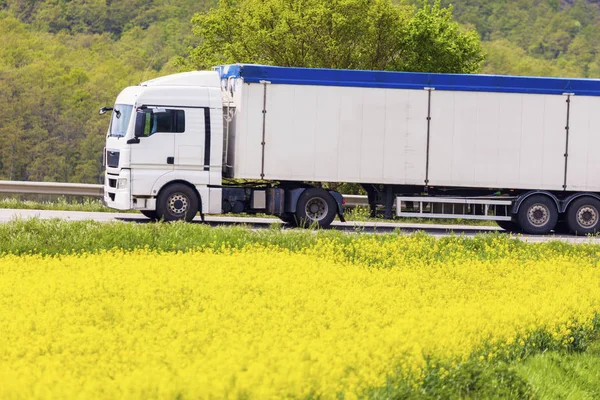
174, 107, 210, 185
130, 108, 182, 196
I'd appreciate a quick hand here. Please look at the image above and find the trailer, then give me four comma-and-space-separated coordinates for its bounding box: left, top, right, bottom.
102, 64, 600, 234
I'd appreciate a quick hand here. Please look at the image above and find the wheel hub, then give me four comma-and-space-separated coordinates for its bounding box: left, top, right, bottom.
527, 204, 549, 227
168, 193, 188, 215
305, 197, 328, 221
576, 206, 598, 228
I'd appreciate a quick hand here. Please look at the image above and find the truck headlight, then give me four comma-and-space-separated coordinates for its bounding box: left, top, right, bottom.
117, 178, 128, 189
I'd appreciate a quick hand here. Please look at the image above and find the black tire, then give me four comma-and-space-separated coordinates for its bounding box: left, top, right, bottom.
156, 183, 199, 222
140, 210, 158, 221
496, 219, 520, 233
295, 188, 338, 229
517, 195, 558, 235
565, 197, 600, 236
279, 212, 298, 227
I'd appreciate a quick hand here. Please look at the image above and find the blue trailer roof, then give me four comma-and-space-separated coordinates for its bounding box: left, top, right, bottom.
217, 64, 600, 97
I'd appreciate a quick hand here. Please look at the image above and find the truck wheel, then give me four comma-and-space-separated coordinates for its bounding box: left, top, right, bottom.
295, 188, 337, 229
565, 197, 600, 236
140, 210, 158, 221
517, 195, 558, 235
156, 183, 199, 222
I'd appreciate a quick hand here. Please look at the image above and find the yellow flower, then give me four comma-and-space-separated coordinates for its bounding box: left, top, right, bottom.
0, 236, 599, 398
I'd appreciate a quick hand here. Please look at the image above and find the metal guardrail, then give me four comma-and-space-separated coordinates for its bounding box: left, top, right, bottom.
0, 180, 369, 207
0, 181, 104, 197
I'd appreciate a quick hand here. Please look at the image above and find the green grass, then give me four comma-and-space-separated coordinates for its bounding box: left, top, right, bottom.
0, 197, 118, 213
0, 217, 591, 257
369, 332, 600, 399
516, 341, 600, 399
0, 218, 328, 255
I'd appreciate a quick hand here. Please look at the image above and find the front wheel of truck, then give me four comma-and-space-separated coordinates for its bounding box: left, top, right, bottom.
156, 183, 199, 222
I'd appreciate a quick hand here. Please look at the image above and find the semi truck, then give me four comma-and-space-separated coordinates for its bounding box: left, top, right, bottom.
101, 64, 600, 235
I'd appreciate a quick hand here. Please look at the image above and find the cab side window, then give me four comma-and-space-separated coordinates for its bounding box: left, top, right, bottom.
145, 109, 185, 136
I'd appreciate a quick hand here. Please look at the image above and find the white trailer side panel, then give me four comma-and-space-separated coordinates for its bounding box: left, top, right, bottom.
359, 88, 386, 182
428, 91, 566, 191
233, 83, 264, 178
337, 87, 366, 182
313, 86, 342, 181
231, 83, 428, 184
566, 96, 600, 191
382, 89, 428, 184
229, 81, 600, 192
288, 85, 318, 179
264, 84, 296, 178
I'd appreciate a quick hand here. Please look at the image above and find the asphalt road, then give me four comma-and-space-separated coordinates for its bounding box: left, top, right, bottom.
0, 208, 598, 244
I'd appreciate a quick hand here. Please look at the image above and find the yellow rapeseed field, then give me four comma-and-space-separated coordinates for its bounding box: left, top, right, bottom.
1, 236, 600, 399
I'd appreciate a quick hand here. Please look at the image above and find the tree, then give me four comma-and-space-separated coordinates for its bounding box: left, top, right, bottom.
399, 2, 485, 73
184, 0, 485, 73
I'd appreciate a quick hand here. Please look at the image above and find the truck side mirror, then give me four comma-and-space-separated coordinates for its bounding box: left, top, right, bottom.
99, 106, 112, 115
134, 111, 147, 137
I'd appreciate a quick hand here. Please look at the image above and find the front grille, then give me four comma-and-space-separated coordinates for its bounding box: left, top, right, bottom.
108, 178, 117, 188
106, 150, 120, 168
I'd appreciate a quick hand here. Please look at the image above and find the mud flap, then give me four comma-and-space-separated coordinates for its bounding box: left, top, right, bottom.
328, 191, 346, 222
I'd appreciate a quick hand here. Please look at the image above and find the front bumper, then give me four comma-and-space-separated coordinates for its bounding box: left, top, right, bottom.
104, 169, 132, 210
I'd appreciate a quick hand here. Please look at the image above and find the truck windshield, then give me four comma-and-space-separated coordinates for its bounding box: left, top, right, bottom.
109, 104, 133, 137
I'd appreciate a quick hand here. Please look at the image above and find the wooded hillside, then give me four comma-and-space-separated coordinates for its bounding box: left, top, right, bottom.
428, 0, 600, 76
0, 0, 598, 183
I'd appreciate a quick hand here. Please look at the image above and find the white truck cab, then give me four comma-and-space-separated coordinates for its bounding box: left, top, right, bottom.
103, 71, 225, 221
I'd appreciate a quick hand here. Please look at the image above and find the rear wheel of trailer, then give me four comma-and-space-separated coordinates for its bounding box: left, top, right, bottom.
565, 196, 600, 236
516, 195, 559, 235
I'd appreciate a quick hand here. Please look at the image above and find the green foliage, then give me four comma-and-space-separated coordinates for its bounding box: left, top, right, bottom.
0, 13, 141, 182
401, 1, 485, 73
0, 1, 211, 183
185, 0, 484, 73
1, 0, 215, 37
398, 359, 533, 399
404, 0, 600, 78
369, 318, 600, 399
